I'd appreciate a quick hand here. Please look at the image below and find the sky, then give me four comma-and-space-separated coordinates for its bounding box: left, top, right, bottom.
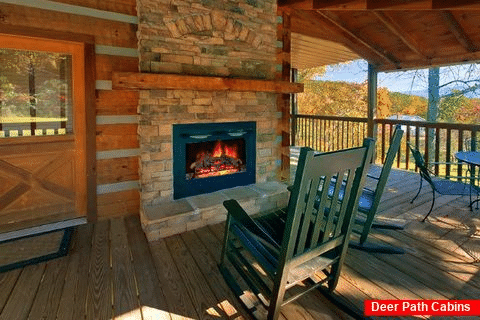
317, 59, 480, 98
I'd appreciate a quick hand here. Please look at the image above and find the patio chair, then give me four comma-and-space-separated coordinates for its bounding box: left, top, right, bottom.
218, 139, 375, 320
349, 125, 405, 253
407, 142, 479, 221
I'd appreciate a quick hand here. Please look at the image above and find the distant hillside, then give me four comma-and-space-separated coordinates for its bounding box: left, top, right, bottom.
297, 80, 479, 124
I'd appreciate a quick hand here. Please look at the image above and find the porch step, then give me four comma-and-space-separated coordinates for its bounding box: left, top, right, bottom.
141, 181, 289, 241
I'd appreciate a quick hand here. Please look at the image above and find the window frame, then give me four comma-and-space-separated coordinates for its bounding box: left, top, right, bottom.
0, 29, 97, 221
0, 33, 85, 140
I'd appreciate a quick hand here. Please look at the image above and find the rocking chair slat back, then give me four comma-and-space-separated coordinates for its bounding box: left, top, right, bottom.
284, 144, 375, 266
219, 138, 375, 320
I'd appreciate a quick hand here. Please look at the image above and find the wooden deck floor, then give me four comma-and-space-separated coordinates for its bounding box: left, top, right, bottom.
0, 168, 479, 320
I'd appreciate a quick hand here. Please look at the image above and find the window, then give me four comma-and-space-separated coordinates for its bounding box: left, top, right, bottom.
0, 35, 78, 138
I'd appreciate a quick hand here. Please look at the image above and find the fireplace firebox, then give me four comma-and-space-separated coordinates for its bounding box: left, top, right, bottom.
173, 122, 256, 199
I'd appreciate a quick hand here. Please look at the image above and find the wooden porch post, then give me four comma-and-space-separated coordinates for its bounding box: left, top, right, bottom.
367, 63, 377, 139
427, 67, 440, 165
277, 9, 292, 182
291, 68, 298, 146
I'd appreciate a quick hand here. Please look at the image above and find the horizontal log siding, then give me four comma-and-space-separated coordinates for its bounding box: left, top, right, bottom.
48, 0, 137, 16
96, 157, 139, 185
0, 3, 137, 47
97, 190, 140, 219
96, 124, 139, 151
96, 55, 139, 80
1, 0, 140, 220
96, 90, 139, 115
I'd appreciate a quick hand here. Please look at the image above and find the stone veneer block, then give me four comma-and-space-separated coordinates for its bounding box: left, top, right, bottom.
250, 181, 289, 197
141, 182, 289, 241
187, 190, 229, 209
143, 199, 194, 221
222, 185, 261, 201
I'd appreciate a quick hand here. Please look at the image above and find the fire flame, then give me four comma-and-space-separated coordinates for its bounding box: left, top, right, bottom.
211, 141, 238, 159
191, 140, 242, 179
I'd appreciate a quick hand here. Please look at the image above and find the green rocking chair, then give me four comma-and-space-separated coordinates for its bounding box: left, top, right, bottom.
349, 125, 405, 253
218, 139, 375, 320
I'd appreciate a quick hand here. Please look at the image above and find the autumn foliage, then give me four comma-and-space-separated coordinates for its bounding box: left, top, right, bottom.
297, 80, 480, 124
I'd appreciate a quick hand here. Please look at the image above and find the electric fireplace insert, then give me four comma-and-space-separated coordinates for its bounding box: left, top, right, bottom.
173, 121, 256, 199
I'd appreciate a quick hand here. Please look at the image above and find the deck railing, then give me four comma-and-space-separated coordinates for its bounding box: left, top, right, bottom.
291, 114, 480, 185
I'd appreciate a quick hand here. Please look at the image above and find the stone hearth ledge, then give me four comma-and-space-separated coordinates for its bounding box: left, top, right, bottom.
141, 181, 289, 241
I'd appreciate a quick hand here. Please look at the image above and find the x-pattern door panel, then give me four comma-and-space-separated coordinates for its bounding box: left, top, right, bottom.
0, 138, 83, 233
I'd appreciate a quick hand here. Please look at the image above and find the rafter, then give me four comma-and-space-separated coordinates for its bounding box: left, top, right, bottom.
366, 0, 432, 10
373, 11, 426, 57
277, 0, 315, 10
278, 0, 480, 10
432, 0, 480, 9
316, 11, 399, 67
441, 11, 477, 52
377, 50, 480, 72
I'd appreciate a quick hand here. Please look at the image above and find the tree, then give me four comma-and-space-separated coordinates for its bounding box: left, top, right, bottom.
297, 80, 367, 116
296, 66, 327, 82
439, 92, 472, 123
377, 87, 391, 118
381, 63, 480, 124
0, 48, 71, 121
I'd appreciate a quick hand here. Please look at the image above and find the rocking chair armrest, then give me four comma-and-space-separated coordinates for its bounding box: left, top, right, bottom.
223, 199, 280, 248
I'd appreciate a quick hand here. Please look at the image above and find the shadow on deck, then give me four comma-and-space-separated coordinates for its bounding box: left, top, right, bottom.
0, 168, 479, 320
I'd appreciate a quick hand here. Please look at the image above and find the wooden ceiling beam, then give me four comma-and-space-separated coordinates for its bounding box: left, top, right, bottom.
432, 0, 480, 9
316, 11, 399, 67
377, 50, 480, 72
366, 0, 431, 10
441, 11, 477, 52
373, 11, 425, 57
278, 0, 480, 9
289, 9, 337, 41
277, 0, 315, 10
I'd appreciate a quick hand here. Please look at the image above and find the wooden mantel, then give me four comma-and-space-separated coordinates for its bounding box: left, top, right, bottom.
112, 72, 304, 93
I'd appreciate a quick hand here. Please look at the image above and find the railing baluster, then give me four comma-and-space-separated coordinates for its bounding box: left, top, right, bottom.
435, 128, 441, 176
404, 124, 410, 170
446, 128, 451, 179
425, 127, 430, 167
458, 129, 464, 180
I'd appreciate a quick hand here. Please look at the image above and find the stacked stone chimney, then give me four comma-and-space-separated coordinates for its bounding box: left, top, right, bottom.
136, 0, 282, 206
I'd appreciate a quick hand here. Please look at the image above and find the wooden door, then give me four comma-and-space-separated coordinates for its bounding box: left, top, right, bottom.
0, 34, 89, 234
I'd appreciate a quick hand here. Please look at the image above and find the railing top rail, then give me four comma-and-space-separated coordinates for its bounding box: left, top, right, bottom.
291, 114, 368, 123
292, 114, 480, 131
375, 118, 480, 131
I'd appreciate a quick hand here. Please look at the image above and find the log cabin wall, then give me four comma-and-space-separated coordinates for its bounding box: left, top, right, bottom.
0, 0, 290, 220
0, 0, 141, 220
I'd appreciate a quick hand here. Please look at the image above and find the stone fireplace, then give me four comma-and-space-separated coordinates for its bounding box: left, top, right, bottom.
112, 0, 302, 240
173, 121, 256, 199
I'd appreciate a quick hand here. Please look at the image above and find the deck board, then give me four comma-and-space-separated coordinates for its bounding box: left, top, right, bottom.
181, 229, 251, 319
0, 263, 45, 320
60, 223, 94, 320
149, 238, 199, 319
86, 220, 112, 320
1, 167, 479, 320
28, 256, 69, 320
111, 218, 141, 319
124, 216, 171, 320
0, 268, 21, 313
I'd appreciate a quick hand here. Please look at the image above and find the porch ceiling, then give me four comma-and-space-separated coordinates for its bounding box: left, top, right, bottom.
281, 1, 480, 71
291, 32, 360, 69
